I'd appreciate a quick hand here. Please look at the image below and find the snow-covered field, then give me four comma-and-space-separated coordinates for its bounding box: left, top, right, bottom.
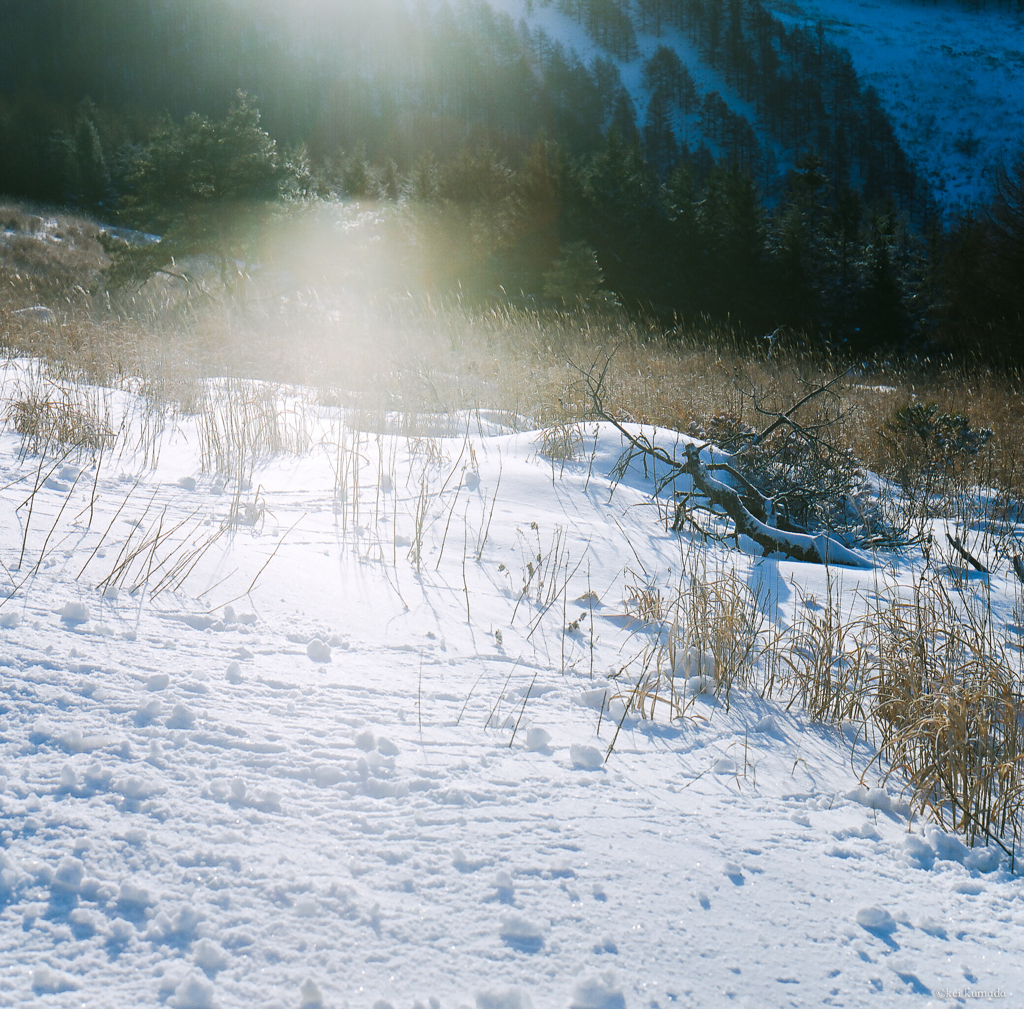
0, 358, 1021, 1008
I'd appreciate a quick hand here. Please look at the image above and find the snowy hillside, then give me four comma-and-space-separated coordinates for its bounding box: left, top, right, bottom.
0, 358, 1020, 1008
488, 0, 1024, 207
771, 0, 1024, 207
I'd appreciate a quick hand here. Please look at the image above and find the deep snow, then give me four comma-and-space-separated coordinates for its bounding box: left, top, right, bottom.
0, 358, 1021, 1008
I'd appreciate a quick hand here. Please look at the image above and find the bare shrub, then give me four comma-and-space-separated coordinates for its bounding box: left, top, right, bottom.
537, 421, 583, 463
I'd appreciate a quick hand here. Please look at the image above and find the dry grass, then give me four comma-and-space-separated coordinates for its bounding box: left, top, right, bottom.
2, 364, 116, 460
1, 205, 1021, 517
607, 555, 1024, 861
865, 575, 1024, 857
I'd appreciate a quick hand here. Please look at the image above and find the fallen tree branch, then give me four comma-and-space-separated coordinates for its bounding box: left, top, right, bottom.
946, 532, 989, 574
678, 444, 871, 568
1012, 555, 1024, 586
572, 352, 871, 569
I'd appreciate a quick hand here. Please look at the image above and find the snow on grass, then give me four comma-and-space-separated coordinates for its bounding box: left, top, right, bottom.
0, 357, 1021, 1006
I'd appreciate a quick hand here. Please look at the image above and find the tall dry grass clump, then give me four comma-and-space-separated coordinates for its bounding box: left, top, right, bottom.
608, 553, 1023, 861
866, 575, 1024, 858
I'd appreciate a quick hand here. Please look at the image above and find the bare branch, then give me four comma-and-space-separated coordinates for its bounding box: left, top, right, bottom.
572, 352, 870, 569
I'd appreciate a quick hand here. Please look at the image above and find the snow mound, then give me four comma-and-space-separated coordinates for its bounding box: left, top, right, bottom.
844, 783, 906, 815
856, 906, 897, 932
569, 970, 626, 1009
193, 938, 228, 973
32, 965, 79, 993
477, 988, 534, 1009
300, 979, 324, 1008
170, 971, 216, 1009
60, 601, 90, 623
526, 726, 551, 752
499, 913, 545, 952
570, 744, 604, 771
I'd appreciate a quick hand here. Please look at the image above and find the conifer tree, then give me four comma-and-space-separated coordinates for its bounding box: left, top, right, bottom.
69, 99, 111, 208
543, 240, 617, 306
108, 93, 288, 293
698, 161, 770, 326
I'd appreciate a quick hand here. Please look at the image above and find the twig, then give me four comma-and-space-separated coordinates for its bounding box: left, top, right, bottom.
946, 533, 988, 574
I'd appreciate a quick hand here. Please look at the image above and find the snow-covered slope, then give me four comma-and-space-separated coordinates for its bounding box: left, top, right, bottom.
770, 0, 1024, 208
0, 359, 1020, 1007
488, 0, 1024, 208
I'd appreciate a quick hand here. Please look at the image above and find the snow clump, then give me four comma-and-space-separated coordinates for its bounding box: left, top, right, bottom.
856, 906, 897, 932
476, 988, 534, 1009
33, 965, 79, 993
300, 979, 324, 1007
569, 969, 627, 1009
170, 970, 215, 1009
60, 601, 90, 623
570, 743, 604, 770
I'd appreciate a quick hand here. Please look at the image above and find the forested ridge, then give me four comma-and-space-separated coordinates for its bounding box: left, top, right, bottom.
0, 0, 1021, 361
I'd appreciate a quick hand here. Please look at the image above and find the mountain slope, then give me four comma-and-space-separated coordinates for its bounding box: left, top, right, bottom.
487, 0, 1024, 208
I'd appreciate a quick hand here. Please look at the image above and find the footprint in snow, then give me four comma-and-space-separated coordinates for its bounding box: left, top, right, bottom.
723, 861, 745, 885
